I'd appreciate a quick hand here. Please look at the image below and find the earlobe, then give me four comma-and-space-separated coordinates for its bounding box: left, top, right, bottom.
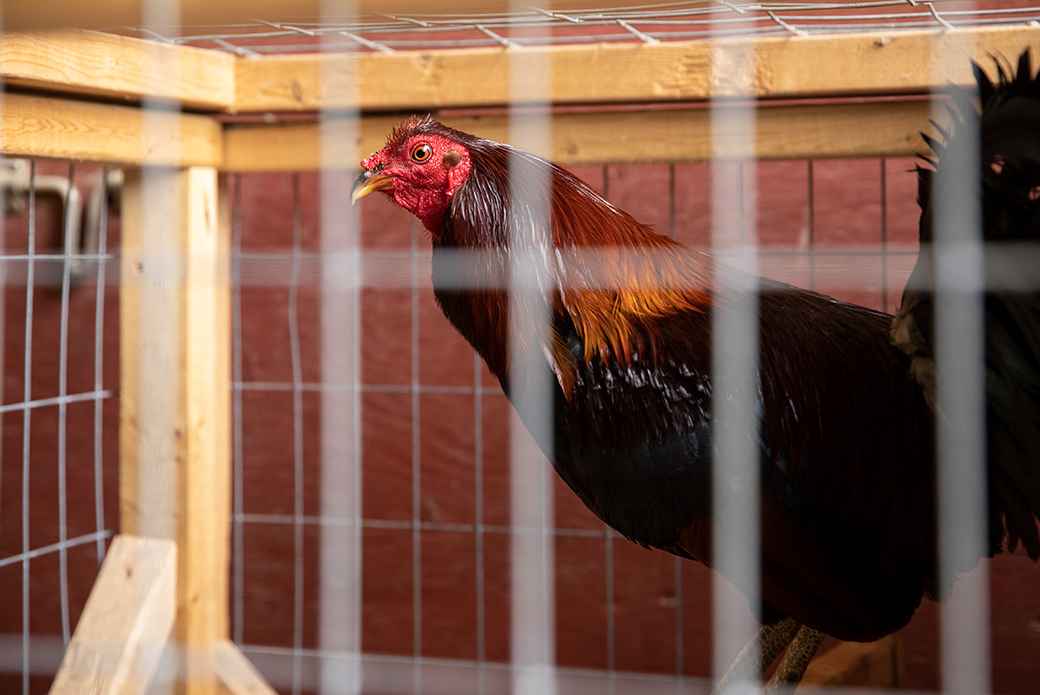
446, 163, 469, 197
445, 163, 465, 194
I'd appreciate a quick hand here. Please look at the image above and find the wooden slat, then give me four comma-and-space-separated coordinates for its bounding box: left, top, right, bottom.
1, 0, 637, 31
0, 29, 234, 111
801, 634, 901, 687
223, 99, 932, 171
234, 25, 1040, 113
49, 535, 177, 695
0, 92, 222, 167
213, 641, 279, 695
120, 167, 232, 694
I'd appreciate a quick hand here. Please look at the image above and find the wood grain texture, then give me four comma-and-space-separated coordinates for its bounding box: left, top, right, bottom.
0, 92, 222, 167
233, 25, 1040, 112
120, 167, 232, 695
0, 29, 234, 110
213, 641, 279, 695
49, 535, 177, 695
0, 23, 1035, 113
223, 99, 932, 171
0, 0, 645, 31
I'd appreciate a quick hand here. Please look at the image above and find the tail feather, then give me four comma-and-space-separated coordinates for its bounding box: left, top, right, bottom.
893, 49, 1040, 559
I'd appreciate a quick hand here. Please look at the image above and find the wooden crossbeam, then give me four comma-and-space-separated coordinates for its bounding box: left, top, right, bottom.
234, 25, 1040, 112
223, 98, 932, 171
0, 25, 1036, 115
0, 92, 222, 167
0, 29, 234, 111
49, 535, 177, 695
1, 0, 635, 32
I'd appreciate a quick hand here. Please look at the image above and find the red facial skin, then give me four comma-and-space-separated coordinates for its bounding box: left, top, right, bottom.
360, 134, 473, 237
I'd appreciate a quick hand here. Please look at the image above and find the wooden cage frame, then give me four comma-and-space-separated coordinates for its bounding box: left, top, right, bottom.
1, 24, 1037, 695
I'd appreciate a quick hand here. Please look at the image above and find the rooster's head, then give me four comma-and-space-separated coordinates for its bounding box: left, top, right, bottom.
351, 116, 474, 236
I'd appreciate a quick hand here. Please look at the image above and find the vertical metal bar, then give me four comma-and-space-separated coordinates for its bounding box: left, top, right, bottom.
56, 163, 76, 646
710, 42, 761, 692
21, 161, 37, 695
807, 160, 816, 291
231, 174, 246, 646
674, 556, 684, 687
474, 351, 486, 695
508, 5, 556, 693
318, 2, 362, 689
605, 529, 615, 690
317, 166, 362, 695
672, 158, 684, 686
289, 173, 306, 695
880, 158, 889, 311
411, 214, 424, 693
931, 57, 991, 694
669, 163, 677, 240
93, 167, 111, 567
135, 0, 182, 546
599, 162, 618, 693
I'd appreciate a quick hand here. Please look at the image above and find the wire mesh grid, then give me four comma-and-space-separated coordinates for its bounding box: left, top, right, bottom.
113, 0, 1040, 55
227, 154, 938, 694
0, 160, 120, 694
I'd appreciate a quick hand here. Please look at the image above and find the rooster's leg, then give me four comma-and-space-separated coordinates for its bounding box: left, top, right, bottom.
764, 624, 825, 690
711, 616, 801, 694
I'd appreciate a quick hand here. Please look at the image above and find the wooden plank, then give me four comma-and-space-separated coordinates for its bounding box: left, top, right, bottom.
223, 99, 932, 171
213, 641, 278, 695
233, 25, 1040, 113
751, 25, 1039, 99
801, 634, 901, 687
0, 29, 234, 111
0, 92, 222, 167
49, 535, 177, 695
1, 0, 637, 31
120, 167, 232, 694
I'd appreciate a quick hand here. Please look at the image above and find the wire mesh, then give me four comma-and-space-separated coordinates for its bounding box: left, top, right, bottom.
0, 160, 120, 694
113, 0, 1040, 54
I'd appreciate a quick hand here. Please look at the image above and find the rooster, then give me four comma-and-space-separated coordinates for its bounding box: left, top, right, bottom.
350, 53, 1040, 688
892, 52, 1040, 564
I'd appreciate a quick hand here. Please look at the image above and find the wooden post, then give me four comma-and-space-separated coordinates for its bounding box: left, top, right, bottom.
120, 166, 231, 694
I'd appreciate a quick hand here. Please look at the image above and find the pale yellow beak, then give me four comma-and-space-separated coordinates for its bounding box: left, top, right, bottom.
350, 171, 394, 204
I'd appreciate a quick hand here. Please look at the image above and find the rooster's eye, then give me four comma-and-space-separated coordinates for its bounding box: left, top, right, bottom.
411, 144, 432, 163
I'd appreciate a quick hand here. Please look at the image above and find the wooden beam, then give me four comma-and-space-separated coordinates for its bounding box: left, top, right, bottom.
213, 641, 279, 695
0, 29, 234, 111
49, 535, 177, 695
0, 92, 222, 167
0, 0, 644, 31
233, 25, 1040, 113
223, 99, 932, 171
120, 167, 232, 694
